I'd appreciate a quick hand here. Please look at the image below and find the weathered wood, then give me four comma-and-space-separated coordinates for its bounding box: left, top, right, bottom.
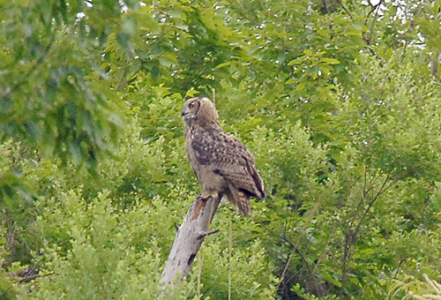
160, 194, 222, 287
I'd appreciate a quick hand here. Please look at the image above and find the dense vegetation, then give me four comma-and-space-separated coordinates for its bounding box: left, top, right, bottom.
1, 0, 441, 299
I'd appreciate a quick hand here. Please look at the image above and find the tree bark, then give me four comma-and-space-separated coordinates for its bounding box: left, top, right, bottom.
161, 194, 222, 287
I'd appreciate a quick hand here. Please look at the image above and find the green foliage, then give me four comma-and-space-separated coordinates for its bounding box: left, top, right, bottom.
0, 228, 18, 300
0, 0, 127, 170
2, 0, 441, 299
24, 191, 196, 300
17, 190, 275, 299
198, 210, 278, 299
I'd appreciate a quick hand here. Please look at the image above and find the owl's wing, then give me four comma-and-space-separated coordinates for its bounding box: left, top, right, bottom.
191, 128, 265, 199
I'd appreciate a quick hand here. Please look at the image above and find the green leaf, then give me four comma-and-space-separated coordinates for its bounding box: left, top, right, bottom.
321, 58, 340, 65
288, 59, 302, 66
296, 82, 306, 91
159, 58, 173, 68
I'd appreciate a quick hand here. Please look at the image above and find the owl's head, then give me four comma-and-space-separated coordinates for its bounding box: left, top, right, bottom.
181, 97, 219, 128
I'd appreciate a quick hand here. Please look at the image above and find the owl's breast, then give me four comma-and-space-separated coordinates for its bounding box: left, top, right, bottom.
185, 132, 227, 195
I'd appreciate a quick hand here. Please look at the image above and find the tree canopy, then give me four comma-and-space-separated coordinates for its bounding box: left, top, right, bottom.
1, 0, 441, 299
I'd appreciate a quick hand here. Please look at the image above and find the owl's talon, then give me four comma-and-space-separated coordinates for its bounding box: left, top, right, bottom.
200, 192, 217, 201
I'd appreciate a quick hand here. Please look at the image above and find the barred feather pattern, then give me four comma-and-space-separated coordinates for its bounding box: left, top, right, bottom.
181, 97, 265, 216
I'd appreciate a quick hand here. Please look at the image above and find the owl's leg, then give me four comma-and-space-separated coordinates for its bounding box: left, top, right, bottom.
201, 191, 218, 201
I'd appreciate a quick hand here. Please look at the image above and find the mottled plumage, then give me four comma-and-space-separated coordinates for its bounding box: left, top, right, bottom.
181, 97, 265, 215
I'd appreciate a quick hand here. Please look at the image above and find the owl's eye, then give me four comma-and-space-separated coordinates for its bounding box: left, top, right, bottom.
189, 102, 196, 109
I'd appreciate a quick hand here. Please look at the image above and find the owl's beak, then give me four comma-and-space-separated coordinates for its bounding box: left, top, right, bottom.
181, 107, 189, 116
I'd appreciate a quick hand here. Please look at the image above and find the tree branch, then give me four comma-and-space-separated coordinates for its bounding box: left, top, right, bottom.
336, 0, 386, 66
340, 173, 396, 296
3, 36, 54, 99
161, 194, 222, 288
336, 0, 354, 20
364, 0, 385, 46
322, 0, 330, 14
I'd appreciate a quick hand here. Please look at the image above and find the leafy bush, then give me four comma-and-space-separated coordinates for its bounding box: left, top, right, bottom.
2, 0, 441, 299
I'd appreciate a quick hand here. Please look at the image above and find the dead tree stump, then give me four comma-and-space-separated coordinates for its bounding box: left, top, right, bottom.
160, 194, 222, 287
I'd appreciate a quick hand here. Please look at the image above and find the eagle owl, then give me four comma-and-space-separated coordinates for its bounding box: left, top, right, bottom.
181, 97, 265, 215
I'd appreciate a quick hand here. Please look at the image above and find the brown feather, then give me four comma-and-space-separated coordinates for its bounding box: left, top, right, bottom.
182, 97, 265, 216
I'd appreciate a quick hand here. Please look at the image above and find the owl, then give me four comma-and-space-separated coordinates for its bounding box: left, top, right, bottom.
181, 97, 265, 216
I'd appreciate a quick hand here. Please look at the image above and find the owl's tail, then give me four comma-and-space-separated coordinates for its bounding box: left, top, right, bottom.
237, 191, 251, 216
225, 184, 251, 216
